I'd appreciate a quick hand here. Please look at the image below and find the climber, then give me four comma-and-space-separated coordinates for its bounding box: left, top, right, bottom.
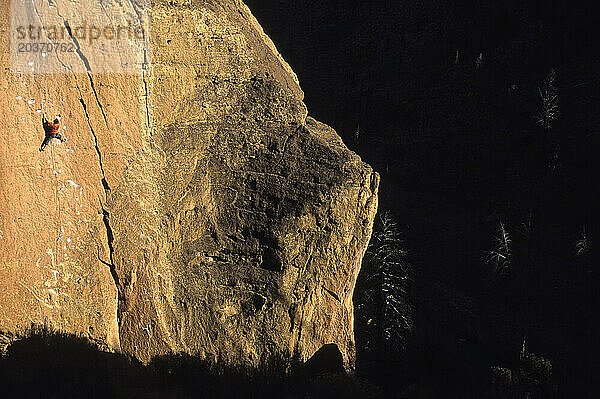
39, 113, 67, 152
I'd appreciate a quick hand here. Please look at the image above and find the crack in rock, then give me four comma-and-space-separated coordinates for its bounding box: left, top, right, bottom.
64, 20, 109, 126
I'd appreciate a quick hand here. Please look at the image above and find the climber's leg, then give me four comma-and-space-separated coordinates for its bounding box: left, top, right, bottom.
39, 135, 52, 152
53, 133, 67, 143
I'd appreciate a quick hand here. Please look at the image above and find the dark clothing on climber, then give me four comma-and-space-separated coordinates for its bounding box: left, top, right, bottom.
39, 114, 66, 152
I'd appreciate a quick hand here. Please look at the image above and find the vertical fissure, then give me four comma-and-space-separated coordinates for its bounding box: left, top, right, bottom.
143, 50, 152, 133
64, 21, 109, 126
78, 98, 110, 192
101, 206, 119, 288
78, 97, 120, 324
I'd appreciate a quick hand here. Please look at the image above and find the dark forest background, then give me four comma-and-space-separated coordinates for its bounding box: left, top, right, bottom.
245, 0, 599, 397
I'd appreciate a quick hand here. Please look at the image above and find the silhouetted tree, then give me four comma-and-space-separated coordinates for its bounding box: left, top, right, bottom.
484, 221, 512, 278
356, 212, 412, 361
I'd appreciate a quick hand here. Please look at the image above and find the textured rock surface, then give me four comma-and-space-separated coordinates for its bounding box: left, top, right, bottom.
0, 0, 378, 368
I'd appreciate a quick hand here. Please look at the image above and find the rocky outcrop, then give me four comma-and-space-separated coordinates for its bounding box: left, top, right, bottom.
0, 0, 378, 369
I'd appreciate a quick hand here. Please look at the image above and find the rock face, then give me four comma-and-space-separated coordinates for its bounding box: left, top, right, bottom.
0, 0, 378, 369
